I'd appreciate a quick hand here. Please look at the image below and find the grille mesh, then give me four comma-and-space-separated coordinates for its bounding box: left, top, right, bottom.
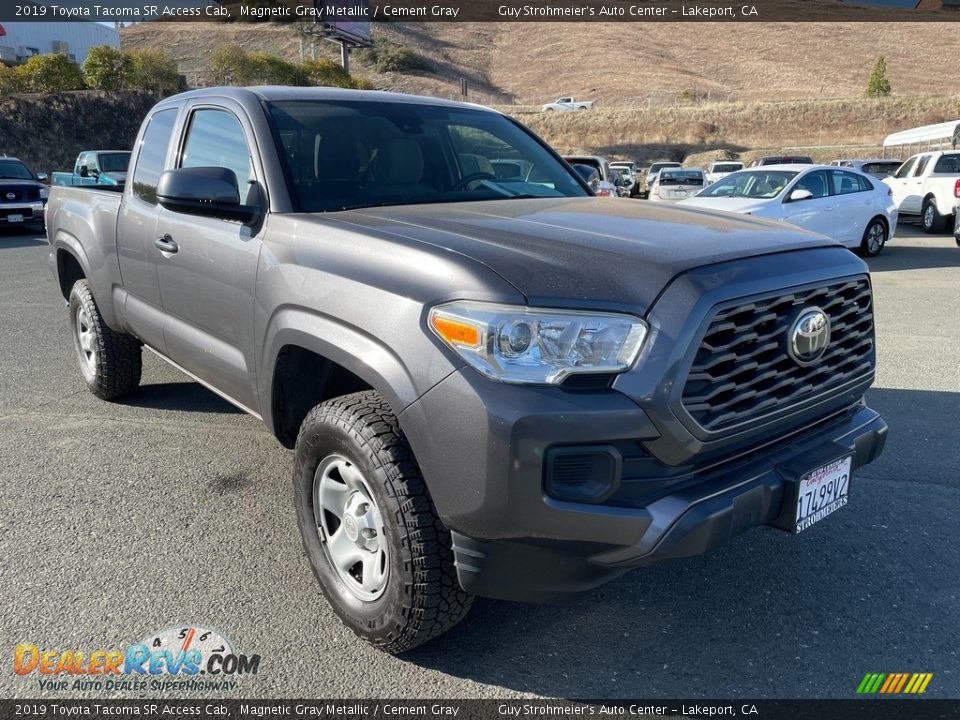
681, 278, 874, 432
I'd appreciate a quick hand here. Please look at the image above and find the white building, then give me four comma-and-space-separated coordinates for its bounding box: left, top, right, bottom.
0, 22, 120, 66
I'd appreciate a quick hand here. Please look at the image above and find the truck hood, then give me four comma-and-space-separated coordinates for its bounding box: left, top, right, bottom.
324, 197, 834, 312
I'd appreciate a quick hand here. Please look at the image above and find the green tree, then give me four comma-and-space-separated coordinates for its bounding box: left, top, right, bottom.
866, 56, 892, 97
83, 45, 131, 90
125, 49, 179, 93
15, 53, 86, 93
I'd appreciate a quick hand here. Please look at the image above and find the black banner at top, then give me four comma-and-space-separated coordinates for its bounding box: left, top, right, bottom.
0, 0, 959, 22
1, 700, 960, 720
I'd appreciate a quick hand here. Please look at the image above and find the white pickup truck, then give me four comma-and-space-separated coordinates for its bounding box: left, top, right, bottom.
883, 150, 960, 232
541, 96, 594, 112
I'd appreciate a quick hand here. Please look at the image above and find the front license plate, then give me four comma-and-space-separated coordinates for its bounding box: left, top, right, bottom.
794, 455, 851, 532
7, 214, 23, 223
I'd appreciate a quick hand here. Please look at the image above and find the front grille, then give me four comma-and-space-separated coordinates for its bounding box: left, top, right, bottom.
1, 186, 39, 203
681, 277, 874, 432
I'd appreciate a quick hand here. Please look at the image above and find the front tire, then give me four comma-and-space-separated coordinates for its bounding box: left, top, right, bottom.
294, 390, 472, 653
69, 279, 142, 400
921, 198, 947, 233
859, 217, 887, 257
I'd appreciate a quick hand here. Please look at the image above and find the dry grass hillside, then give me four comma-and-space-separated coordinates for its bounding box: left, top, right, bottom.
122, 21, 960, 105
119, 21, 960, 163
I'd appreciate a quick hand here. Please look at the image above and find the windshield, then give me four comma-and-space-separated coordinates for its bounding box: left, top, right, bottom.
659, 170, 703, 186
0, 159, 34, 180
698, 170, 798, 198
711, 163, 742, 173
266, 101, 588, 212
97, 152, 131, 173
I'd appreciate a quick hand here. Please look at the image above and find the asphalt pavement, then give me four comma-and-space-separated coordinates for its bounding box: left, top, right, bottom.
1, 223, 957, 700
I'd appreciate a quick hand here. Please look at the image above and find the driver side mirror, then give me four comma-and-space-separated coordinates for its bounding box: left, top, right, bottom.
78, 166, 89, 178
36, 172, 48, 184
787, 188, 814, 202
157, 167, 257, 223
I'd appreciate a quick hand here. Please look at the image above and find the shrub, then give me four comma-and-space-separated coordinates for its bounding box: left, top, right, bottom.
359, 39, 429, 73
15, 53, 86, 93
210, 45, 253, 85
0, 62, 20, 94
246, 52, 300, 85
83, 45, 131, 91
125, 49, 180, 93
300, 58, 353, 88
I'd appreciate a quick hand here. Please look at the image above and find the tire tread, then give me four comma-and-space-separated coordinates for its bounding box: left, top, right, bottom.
295, 390, 472, 653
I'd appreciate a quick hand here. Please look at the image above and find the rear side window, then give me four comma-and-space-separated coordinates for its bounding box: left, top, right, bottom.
829, 170, 871, 194
933, 154, 960, 173
181, 109, 255, 204
132, 109, 178, 204
913, 155, 930, 176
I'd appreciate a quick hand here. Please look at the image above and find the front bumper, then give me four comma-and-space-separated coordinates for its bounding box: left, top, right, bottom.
1, 202, 45, 224
401, 367, 886, 603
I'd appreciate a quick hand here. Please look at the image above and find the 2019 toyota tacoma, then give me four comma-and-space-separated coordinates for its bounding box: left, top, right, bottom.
46, 87, 887, 653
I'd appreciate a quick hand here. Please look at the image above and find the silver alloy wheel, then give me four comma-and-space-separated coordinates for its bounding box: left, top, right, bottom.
866, 221, 885, 254
313, 455, 389, 602
75, 306, 97, 378
924, 204, 935, 230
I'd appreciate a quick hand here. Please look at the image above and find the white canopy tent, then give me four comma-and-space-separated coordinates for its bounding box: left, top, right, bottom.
883, 120, 960, 157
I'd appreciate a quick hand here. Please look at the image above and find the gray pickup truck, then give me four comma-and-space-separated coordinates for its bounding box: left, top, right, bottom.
47, 87, 887, 653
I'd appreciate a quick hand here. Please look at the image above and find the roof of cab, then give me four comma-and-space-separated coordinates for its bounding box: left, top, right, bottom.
153, 85, 499, 114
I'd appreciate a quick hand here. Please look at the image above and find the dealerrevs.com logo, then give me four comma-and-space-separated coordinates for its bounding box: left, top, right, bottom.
14, 626, 260, 692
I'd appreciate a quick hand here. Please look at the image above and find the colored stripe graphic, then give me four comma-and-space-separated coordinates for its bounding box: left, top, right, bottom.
857, 672, 932, 694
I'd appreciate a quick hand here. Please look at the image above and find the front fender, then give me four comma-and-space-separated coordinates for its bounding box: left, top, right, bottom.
257, 306, 426, 438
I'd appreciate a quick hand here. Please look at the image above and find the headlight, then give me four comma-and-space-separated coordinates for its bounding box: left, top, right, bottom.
39, 188, 49, 199
428, 301, 647, 385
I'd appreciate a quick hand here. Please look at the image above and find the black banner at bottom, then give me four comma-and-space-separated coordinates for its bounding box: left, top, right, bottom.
2, 699, 959, 720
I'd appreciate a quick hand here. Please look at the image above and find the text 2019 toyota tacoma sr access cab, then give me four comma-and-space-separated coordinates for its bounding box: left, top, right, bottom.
47, 87, 887, 653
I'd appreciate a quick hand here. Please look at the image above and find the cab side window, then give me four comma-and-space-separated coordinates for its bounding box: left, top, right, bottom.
132, 108, 178, 205
893, 157, 917, 179
180, 109, 255, 205
913, 155, 930, 177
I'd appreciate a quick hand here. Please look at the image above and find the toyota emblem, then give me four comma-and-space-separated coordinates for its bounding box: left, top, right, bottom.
5, 192, 14, 200
788, 307, 831, 365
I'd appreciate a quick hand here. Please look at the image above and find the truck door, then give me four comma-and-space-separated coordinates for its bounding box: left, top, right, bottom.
154, 103, 264, 414
902, 153, 931, 214
116, 107, 179, 353
886, 155, 917, 212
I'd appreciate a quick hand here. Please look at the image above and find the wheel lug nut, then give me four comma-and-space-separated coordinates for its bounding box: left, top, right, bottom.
361, 528, 376, 539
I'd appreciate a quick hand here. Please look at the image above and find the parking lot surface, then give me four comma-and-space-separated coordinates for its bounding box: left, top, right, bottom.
1, 224, 958, 699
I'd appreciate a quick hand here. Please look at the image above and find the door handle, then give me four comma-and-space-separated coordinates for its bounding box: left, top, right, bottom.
154, 235, 178, 254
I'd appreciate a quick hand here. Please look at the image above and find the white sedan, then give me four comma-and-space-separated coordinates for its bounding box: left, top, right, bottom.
678, 164, 898, 256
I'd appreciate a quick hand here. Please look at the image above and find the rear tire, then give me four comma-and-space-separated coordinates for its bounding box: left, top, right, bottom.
921, 198, 947, 233
858, 217, 887, 257
293, 390, 472, 653
69, 279, 142, 400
